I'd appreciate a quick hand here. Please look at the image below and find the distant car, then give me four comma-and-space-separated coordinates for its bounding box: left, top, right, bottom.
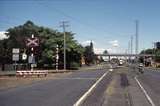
119, 60, 123, 65
139, 63, 144, 73
139, 63, 143, 67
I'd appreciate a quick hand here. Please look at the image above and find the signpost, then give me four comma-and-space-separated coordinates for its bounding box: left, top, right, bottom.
26, 34, 39, 71
12, 48, 20, 71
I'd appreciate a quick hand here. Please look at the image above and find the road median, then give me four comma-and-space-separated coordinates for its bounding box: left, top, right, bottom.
103, 67, 150, 106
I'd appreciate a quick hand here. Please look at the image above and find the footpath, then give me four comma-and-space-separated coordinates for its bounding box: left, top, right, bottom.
102, 67, 150, 106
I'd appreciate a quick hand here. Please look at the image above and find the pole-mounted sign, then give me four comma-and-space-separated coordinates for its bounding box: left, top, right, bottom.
12, 48, 20, 54
25, 34, 39, 71
12, 54, 19, 61
12, 48, 20, 71
26, 37, 39, 47
22, 53, 27, 60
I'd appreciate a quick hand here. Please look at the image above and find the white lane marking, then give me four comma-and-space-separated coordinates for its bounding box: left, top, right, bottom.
135, 76, 155, 106
73, 71, 109, 106
109, 64, 113, 72
53, 78, 98, 80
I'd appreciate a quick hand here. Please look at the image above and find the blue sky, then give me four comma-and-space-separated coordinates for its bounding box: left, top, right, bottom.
1, 0, 160, 53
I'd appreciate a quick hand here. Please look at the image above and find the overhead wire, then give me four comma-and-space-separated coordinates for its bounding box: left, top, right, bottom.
34, 1, 117, 41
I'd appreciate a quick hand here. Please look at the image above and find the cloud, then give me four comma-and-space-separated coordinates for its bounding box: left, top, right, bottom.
81, 40, 95, 46
109, 40, 119, 47
0, 31, 8, 40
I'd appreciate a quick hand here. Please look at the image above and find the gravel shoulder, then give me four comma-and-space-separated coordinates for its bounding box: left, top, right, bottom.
0, 73, 71, 90
0, 64, 109, 91
103, 67, 150, 106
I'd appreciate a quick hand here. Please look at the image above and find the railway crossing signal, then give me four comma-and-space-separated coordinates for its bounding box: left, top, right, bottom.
26, 37, 39, 47
25, 34, 39, 71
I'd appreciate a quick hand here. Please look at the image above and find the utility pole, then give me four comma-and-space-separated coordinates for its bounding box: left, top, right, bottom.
131, 35, 133, 55
152, 42, 156, 63
128, 41, 130, 63
130, 35, 133, 63
143, 48, 145, 65
135, 20, 139, 64
60, 21, 69, 70
135, 20, 139, 55
128, 41, 130, 54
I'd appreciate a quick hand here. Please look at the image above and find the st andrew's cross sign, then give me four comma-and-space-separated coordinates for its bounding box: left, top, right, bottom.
26, 37, 39, 47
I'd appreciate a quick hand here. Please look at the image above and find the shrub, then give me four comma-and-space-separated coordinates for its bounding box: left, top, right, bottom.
69, 62, 80, 70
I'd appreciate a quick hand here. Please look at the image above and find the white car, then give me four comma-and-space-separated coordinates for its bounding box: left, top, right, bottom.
119, 60, 123, 65
139, 63, 143, 67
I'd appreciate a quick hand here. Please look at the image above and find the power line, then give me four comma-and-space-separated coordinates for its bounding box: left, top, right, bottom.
35, 2, 117, 39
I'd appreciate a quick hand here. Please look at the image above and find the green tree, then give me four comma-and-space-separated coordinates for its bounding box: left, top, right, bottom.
155, 49, 160, 62
103, 50, 108, 54
83, 41, 95, 65
140, 49, 153, 54
0, 39, 11, 71
140, 48, 160, 63
1, 21, 84, 70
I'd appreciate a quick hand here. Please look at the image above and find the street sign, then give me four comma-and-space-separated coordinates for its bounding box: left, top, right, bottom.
28, 56, 35, 64
12, 54, 19, 61
12, 48, 20, 54
22, 53, 27, 60
26, 38, 39, 47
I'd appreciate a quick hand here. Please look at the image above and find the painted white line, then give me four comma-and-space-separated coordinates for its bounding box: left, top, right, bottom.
73, 71, 109, 106
135, 76, 155, 106
53, 78, 98, 80
109, 64, 113, 72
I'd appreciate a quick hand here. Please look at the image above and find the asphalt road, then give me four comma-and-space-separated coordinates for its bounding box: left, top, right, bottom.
137, 69, 160, 106
81, 71, 112, 106
0, 69, 109, 106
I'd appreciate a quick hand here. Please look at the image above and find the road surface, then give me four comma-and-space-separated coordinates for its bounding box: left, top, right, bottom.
0, 68, 110, 106
1, 65, 160, 106
136, 68, 160, 106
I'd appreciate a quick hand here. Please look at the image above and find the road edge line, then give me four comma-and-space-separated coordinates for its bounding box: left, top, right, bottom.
73, 71, 109, 106
134, 76, 155, 106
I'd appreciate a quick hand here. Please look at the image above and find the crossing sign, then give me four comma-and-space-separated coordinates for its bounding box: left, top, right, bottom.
12, 54, 19, 61
22, 53, 27, 60
12, 48, 20, 54
28, 55, 35, 64
26, 37, 39, 47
